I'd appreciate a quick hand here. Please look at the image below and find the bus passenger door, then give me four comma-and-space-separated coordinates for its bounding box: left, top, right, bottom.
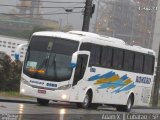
73, 54, 88, 86
70, 52, 89, 102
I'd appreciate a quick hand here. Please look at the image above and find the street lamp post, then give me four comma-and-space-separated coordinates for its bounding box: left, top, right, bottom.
65, 9, 73, 26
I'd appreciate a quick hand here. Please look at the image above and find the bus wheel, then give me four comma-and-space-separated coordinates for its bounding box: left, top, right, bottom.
81, 92, 92, 109
116, 95, 133, 112
37, 98, 49, 106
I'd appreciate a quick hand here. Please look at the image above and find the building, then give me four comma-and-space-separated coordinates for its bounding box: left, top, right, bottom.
0, 35, 28, 61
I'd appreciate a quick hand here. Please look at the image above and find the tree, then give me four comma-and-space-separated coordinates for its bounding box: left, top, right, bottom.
0, 54, 12, 91
0, 53, 22, 91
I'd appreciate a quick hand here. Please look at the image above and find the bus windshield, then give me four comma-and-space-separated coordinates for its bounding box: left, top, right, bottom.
23, 36, 79, 82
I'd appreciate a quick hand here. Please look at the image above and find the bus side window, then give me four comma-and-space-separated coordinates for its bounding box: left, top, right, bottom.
80, 43, 91, 51
143, 55, 155, 75
123, 51, 134, 71
101, 46, 113, 68
89, 44, 101, 66
112, 48, 124, 69
134, 53, 144, 73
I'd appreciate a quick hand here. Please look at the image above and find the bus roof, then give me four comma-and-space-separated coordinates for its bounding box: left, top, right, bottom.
68, 31, 155, 55
33, 31, 155, 56
33, 31, 83, 42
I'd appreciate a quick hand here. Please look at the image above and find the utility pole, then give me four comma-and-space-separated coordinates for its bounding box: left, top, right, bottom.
152, 0, 160, 107
152, 42, 160, 107
65, 9, 73, 26
59, 18, 62, 31
94, 0, 100, 33
82, 0, 93, 31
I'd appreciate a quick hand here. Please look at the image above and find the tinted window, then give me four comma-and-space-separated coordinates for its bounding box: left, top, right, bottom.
23, 36, 79, 82
53, 39, 78, 56
112, 48, 124, 69
143, 55, 155, 74
134, 53, 144, 72
123, 51, 134, 71
30, 36, 79, 56
80, 43, 91, 51
101, 46, 113, 68
89, 44, 101, 66
29, 36, 53, 52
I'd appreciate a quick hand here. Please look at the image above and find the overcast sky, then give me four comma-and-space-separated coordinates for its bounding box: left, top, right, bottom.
0, 0, 97, 31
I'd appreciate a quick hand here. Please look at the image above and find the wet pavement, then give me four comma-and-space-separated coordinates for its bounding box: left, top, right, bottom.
0, 101, 160, 120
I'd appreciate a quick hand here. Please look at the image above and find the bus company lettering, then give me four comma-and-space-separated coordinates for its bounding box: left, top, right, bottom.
30, 80, 44, 85
46, 83, 57, 87
136, 76, 151, 84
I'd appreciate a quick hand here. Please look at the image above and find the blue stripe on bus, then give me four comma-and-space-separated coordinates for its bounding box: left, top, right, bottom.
112, 83, 136, 94
88, 71, 115, 81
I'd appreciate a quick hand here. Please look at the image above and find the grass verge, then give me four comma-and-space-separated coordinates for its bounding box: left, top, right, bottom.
0, 91, 33, 99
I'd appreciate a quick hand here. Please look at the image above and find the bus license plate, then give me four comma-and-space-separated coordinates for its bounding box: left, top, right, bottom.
38, 89, 46, 94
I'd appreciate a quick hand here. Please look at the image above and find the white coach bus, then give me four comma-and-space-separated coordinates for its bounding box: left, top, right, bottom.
20, 31, 155, 112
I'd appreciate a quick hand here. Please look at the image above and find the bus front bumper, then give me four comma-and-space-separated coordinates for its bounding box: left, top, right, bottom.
20, 82, 71, 102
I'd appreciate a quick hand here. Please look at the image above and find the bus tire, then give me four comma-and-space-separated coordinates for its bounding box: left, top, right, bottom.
37, 98, 49, 106
81, 92, 92, 109
116, 95, 133, 112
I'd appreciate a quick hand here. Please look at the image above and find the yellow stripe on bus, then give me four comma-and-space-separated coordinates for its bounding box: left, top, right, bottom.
124, 79, 132, 85
94, 75, 120, 85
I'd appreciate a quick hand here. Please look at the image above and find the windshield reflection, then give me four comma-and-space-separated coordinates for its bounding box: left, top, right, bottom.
23, 36, 79, 82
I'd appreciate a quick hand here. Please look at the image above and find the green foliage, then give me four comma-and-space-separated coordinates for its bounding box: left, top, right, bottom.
0, 26, 53, 39
28, 26, 53, 38
0, 91, 28, 98
0, 54, 22, 91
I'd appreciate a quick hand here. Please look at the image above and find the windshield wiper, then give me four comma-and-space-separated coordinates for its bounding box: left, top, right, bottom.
38, 55, 49, 70
53, 54, 57, 81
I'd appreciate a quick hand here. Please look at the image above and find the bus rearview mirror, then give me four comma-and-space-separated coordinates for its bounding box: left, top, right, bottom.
70, 52, 78, 68
14, 43, 28, 61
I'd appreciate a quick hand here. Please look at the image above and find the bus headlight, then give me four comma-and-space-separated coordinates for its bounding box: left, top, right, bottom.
21, 77, 31, 86
57, 84, 71, 90
61, 94, 67, 100
21, 89, 25, 93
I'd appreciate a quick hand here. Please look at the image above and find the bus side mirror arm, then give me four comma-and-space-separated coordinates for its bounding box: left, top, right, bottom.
70, 52, 78, 68
70, 51, 90, 68
15, 43, 28, 61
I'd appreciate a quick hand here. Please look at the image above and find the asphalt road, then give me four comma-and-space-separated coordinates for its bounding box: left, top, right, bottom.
0, 102, 160, 120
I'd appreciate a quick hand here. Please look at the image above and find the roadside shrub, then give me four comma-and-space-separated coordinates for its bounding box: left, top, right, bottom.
0, 54, 22, 91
